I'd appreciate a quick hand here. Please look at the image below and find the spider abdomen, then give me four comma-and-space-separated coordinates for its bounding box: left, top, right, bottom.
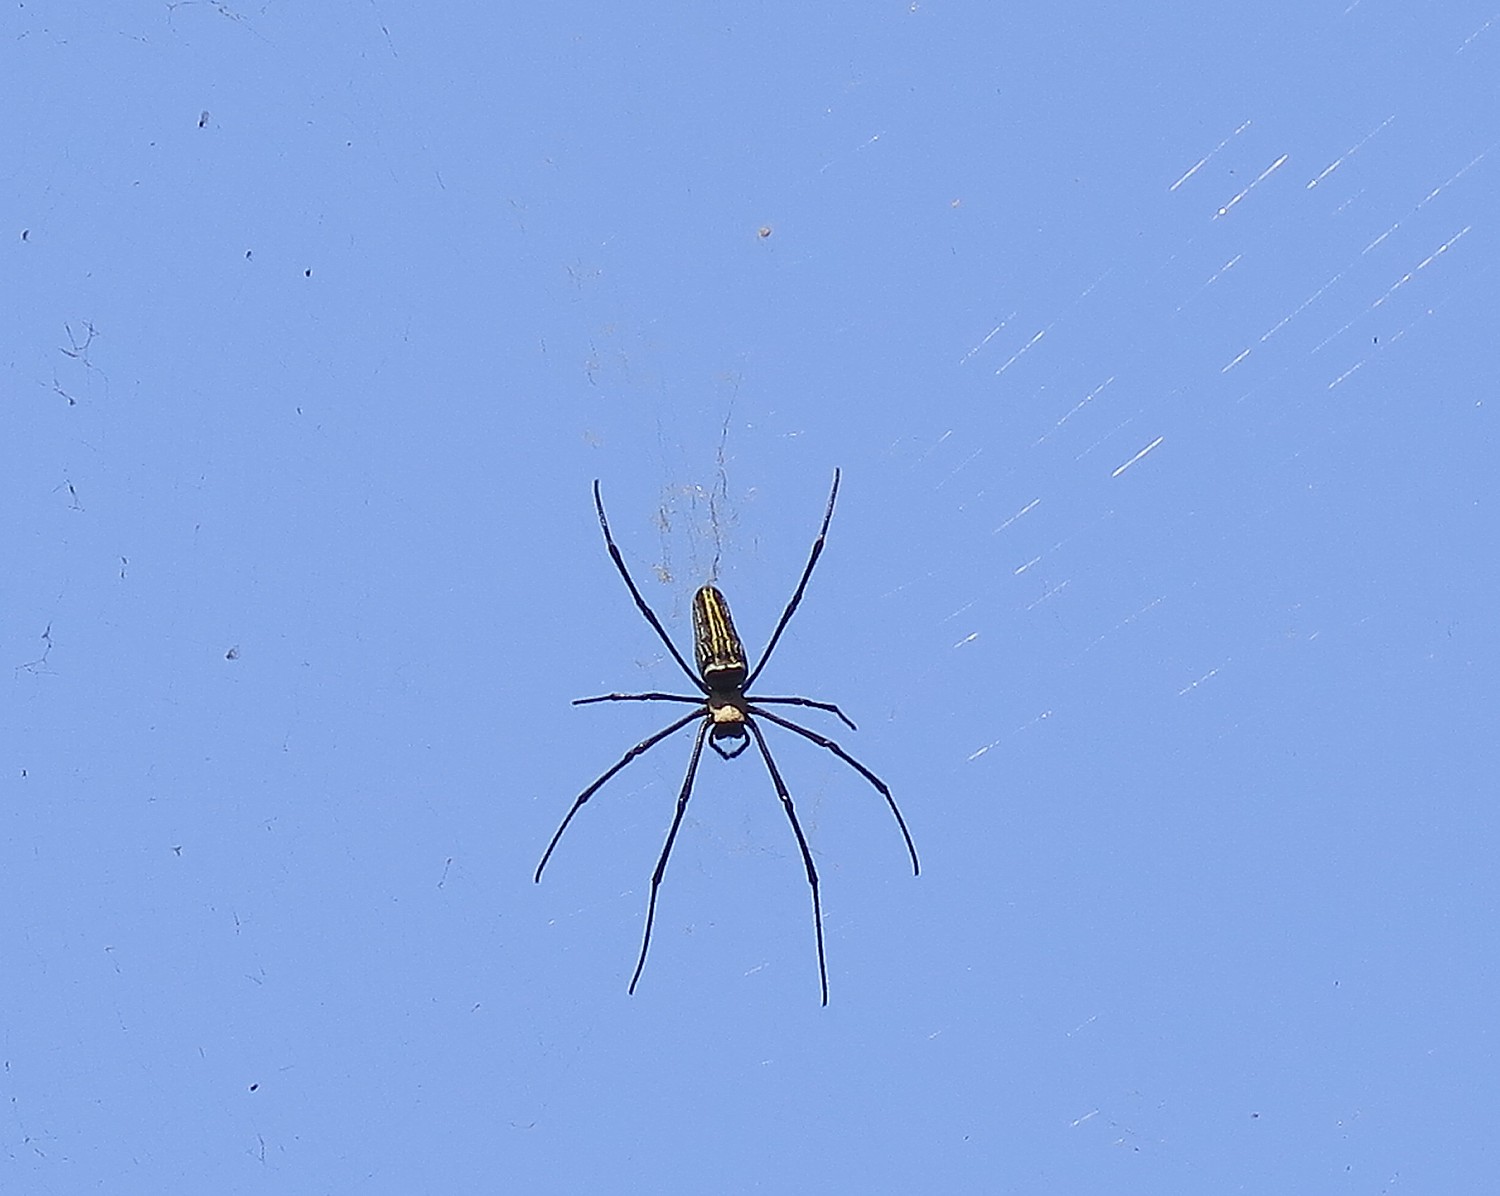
692, 585, 748, 691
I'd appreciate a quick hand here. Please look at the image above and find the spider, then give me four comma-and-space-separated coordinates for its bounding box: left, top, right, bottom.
534, 470, 919, 1005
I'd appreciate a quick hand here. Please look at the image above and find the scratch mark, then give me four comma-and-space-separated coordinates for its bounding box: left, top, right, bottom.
1174, 256, 1243, 314
1111, 436, 1163, 478
1419, 145, 1495, 206
1306, 115, 1395, 188
993, 498, 1041, 534
966, 710, 1052, 761
1370, 225, 1471, 310
1036, 377, 1115, 444
995, 328, 1049, 376
1259, 261, 1357, 344
1313, 225, 1471, 362
1084, 597, 1164, 653
1457, 15, 1497, 52
915, 429, 954, 466
1328, 361, 1365, 390
1025, 580, 1069, 610
1348, 145, 1492, 264
818, 130, 888, 174
959, 316, 1014, 365
1169, 120, 1252, 192
1177, 665, 1224, 696
1363, 224, 1398, 254
1214, 153, 1289, 219
1074, 417, 1135, 464
942, 599, 979, 623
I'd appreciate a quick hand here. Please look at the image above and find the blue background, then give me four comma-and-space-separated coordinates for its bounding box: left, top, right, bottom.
5, 2, 1496, 1190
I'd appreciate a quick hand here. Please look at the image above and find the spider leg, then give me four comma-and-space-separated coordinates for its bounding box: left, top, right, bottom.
746, 719, 829, 1006
534, 708, 703, 883
573, 692, 703, 707
629, 719, 711, 995
745, 469, 840, 689
749, 706, 920, 877
745, 694, 857, 732
592, 480, 704, 692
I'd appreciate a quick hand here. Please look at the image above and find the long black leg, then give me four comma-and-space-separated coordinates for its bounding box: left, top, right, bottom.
746, 694, 857, 732
573, 692, 702, 708
592, 480, 704, 691
750, 706, 920, 877
535, 709, 703, 883
747, 719, 829, 1006
629, 719, 711, 995
745, 469, 841, 689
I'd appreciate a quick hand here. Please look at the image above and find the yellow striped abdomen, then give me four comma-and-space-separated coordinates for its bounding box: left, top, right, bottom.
692, 585, 747, 692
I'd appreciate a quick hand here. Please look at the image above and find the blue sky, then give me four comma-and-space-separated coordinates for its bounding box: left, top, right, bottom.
5, 2, 1497, 1190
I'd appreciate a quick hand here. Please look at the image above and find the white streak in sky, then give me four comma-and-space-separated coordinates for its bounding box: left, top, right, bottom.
968, 709, 1051, 763
1214, 153, 1289, 219
1306, 115, 1395, 188
1175, 256, 1242, 314
959, 316, 1014, 365
1328, 361, 1364, 390
993, 497, 1041, 534
1169, 120, 1252, 192
1313, 225, 1472, 362
1111, 436, 1164, 478
1177, 665, 1224, 696
995, 328, 1048, 376
1457, 15, 1496, 52
1036, 377, 1115, 444
1025, 580, 1069, 610
1083, 596, 1165, 654
1370, 225, 1472, 309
